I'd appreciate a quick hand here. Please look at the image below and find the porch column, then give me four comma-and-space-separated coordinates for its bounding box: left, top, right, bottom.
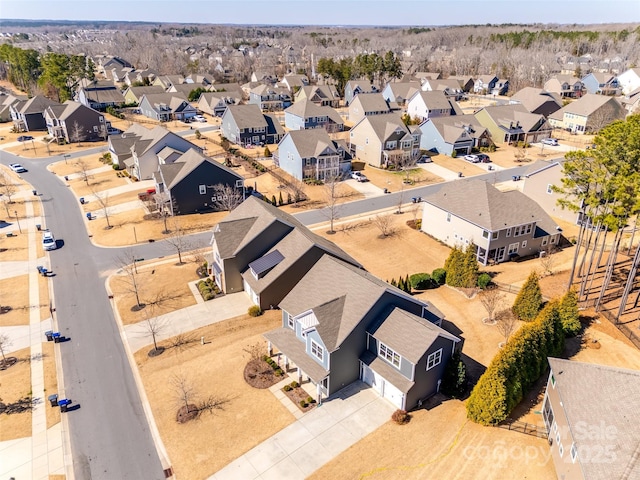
297, 367, 303, 385
284, 355, 289, 372
267, 341, 272, 357
317, 382, 322, 406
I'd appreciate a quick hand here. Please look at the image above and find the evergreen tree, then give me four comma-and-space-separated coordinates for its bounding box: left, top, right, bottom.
440, 352, 467, 398
278, 191, 284, 206
558, 289, 581, 337
404, 274, 411, 293
444, 246, 465, 287
390, 278, 397, 287
271, 194, 277, 206
512, 271, 543, 321
287, 192, 292, 204
462, 244, 480, 288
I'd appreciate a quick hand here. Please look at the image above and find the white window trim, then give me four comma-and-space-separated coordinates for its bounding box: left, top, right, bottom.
506, 228, 511, 237
426, 348, 443, 370
446, 212, 451, 222
522, 240, 527, 248
199, 184, 206, 195
570, 443, 578, 463
379, 342, 401, 367
546, 184, 553, 194
287, 314, 294, 329
310, 339, 324, 361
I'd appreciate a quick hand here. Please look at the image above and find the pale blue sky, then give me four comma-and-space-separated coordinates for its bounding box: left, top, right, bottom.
0, 0, 639, 25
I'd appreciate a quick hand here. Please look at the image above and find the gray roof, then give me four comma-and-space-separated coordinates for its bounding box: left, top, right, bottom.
550, 93, 624, 118
479, 104, 548, 133
548, 358, 640, 480
284, 100, 343, 125
280, 129, 338, 159
510, 87, 562, 113
347, 79, 375, 92
360, 350, 414, 393
427, 114, 488, 143
410, 90, 459, 112
141, 93, 189, 113
385, 82, 421, 101
263, 328, 329, 382
16, 95, 60, 114
46, 100, 102, 122
297, 85, 338, 102
225, 104, 268, 129
351, 93, 390, 113
160, 148, 242, 190
81, 87, 125, 104
353, 113, 412, 143
423, 179, 559, 233
125, 85, 164, 99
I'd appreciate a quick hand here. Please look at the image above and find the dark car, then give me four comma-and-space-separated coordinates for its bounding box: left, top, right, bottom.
17, 135, 34, 142
477, 153, 491, 163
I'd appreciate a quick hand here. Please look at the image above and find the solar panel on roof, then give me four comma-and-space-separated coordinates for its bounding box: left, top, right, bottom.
249, 249, 284, 278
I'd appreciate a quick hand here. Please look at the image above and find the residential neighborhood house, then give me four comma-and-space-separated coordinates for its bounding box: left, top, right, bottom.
543, 75, 585, 99
138, 93, 197, 122
348, 93, 392, 124
283, 100, 344, 132
344, 80, 378, 106
220, 104, 285, 146
548, 94, 626, 134
44, 100, 107, 144
10, 95, 61, 132
419, 115, 492, 156
509, 87, 563, 117
474, 104, 552, 145
406, 90, 462, 122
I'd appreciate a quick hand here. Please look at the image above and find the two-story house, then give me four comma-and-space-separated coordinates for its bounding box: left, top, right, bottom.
278, 73, 309, 93
122, 85, 165, 106
509, 87, 563, 117
474, 104, 552, 144
283, 100, 344, 132
344, 80, 378, 106
617, 67, 640, 95
264, 255, 460, 408
421, 78, 466, 100
44, 101, 107, 143
348, 93, 392, 124
196, 92, 239, 117
419, 115, 492, 156
274, 129, 349, 181
138, 93, 196, 122
447, 75, 475, 93
220, 104, 285, 146
406, 90, 462, 122
581, 72, 620, 96
210, 196, 361, 310
421, 179, 562, 264
381, 81, 421, 106
547, 94, 626, 134
248, 85, 292, 111
76, 79, 125, 111
473, 75, 499, 94
544, 75, 585, 99
0, 94, 26, 123
349, 113, 421, 168
543, 358, 640, 480
294, 85, 339, 107
10, 95, 61, 132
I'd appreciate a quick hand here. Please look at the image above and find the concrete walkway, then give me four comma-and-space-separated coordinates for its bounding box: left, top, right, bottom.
76, 178, 155, 203
123, 292, 254, 352
209, 381, 395, 480
419, 162, 463, 181
345, 178, 386, 198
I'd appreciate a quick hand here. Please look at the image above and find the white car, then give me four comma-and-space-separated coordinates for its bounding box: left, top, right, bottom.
463, 154, 480, 163
541, 138, 559, 146
9, 163, 27, 173
42, 230, 56, 251
193, 115, 207, 123
351, 171, 368, 182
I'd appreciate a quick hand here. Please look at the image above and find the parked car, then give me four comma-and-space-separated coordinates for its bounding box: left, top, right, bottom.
541, 138, 559, 146
42, 230, 56, 251
17, 135, 34, 142
477, 153, 491, 163
193, 115, 206, 123
463, 154, 480, 163
9, 163, 27, 173
107, 127, 122, 135
351, 171, 368, 182
417, 154, 432, 163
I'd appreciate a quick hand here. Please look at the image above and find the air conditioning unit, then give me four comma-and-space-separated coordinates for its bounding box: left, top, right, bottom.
539, 251, 547, 258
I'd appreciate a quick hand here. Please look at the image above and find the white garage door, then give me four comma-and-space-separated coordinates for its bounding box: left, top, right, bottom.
243, 279, 259, 306
383, 380, 404, 409
361, 364, 404, 409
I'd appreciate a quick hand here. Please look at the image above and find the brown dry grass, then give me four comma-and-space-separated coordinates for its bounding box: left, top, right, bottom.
431, 154, 487, 177
4, 137, 107, 158
135, 311, 292, 480
109, 259, 201, 325
69, 170, 129, 198
358, 163, 443, 192
43, 341, 60, 429
0, 275, 30, 326
49, 475, 66, 480
0, 346, 32, 441
48, 152, 106, 177
0, 232, 28, 261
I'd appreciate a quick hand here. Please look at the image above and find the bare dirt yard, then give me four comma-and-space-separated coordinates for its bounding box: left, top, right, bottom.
0, 346, 33, 441
134, 311, 292, 480
0, 275, 30, 327
357, 162, 444, 192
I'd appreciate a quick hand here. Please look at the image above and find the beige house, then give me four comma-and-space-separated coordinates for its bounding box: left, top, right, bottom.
474, 104, 552, 145
348, 93, 392, 124
548, 94, 626, 134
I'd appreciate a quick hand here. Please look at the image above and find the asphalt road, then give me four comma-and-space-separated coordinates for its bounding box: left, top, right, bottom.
0, 145, 562, 479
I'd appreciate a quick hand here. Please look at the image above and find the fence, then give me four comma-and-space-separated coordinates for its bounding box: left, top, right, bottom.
496, 419, 547, 439
493, 281, 550, 302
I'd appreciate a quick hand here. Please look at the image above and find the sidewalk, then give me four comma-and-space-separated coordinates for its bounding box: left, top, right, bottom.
419, 162, 463, 181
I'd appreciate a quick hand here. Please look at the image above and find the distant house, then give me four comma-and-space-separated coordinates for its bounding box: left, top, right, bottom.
421, 78, 466, 100
123, 69, 158, 87
279, 73, 309, 92
348, 93, 391, 124
154, 148, 245, 215
10, 95, 61, 132
621, 86, 640, 114
138, 93, 197, 122
283, 100, 344, 133
413, 71, 442, 82
122, 85, 165, 105
544, 358, 640, 480
264, 254, 460, 408
294, 85, 339, 107
381, 81, 421, 106
220, 104, 285, 146
250, 71, 277, 85
248, 85, 292, 111
473, 75, 498, 94
419, 115, 492, 156
166, 83, 207, 99
152, 75, 185, 90
581, 72, 620, 95
108, 124, 202, 180
509, 87, 563, 117
349, 113, 421, 168
544, 75, 585, 99
474, 104, 552, 144
406, 90, 462, 122
210, 196, 361, 309
76, 80, 125, 111
196, 92, 239, 117
0, 94, 26, 123
97, 56, 133, 77
44, 101, 107, 143
616, 67, 640, 96
344, 80, 378, 106
421, 179, 562, 264
275, 129, 350, 181
547, 94, 626, 134
447, 75, 475, 93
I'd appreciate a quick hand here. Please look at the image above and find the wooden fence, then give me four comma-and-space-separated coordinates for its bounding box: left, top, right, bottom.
496, 419, 547, 438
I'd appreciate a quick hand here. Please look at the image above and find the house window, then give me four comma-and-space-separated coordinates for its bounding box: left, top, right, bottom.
426, 348, 442, 370
522, 240, 527, 248
93, 126, 98, 132
547, 184, 553, 194
508, 243, 519, 254
542, 237, 548, 246
379, 342, 400, 367
570, 443, 578, 463
199, 185, 206, 195
235, 179, 243, 187
492, 231, 499, 240
99, 117, 104, 122
525, 224, 532, 235
550, 235, 556, 244
287, 313, 294, 329
446, 213, 451, 222
310, 340, 324, 361
482, 230, 489, 239
506, 228, 511, 237
551, 373, 556, 388
365, 138, 369, 145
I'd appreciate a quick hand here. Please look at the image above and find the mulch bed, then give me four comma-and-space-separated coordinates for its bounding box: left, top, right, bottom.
283, 385, 316, 413
244, 358, 284, 389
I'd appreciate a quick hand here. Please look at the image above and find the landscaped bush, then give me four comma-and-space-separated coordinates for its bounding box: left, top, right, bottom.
409, 273, 432, 290
466, 301, 565, 425
262, 355, 269, 362
275, 368, 284, 376
431, 268, 447, 286
558, 289, 581, 337
248, 305, 263, 317
291, 381, 299, 388
477, 273, 492, 289
440, 352, 467, 398
300, 399, 308, 408
444, 244, 478, 288
512, 271, 543, 321
284, 384, 292, 392
391, 409, 410, 425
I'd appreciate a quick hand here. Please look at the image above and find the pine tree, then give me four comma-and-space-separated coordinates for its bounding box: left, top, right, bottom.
271, 194, 277, 206
278, 191, 284, 206
390, 278, 397, 287
444, 246, 465, 287
404, 274, 411, 293
462, 244, 480, 288
512, 271, 543, 321
287, 192, 292, 204
558, 289, 581, 336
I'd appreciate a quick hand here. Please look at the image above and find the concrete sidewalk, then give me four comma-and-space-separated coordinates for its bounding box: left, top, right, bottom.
419, 162, 462, 181
209, 381, 394, 480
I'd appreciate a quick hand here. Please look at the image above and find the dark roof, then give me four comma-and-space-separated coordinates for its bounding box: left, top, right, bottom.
360, 350, 414, 393
263, 328, 329, 382
248, 249, 284, 277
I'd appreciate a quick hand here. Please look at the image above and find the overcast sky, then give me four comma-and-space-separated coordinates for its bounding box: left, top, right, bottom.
1, 0, 639, 26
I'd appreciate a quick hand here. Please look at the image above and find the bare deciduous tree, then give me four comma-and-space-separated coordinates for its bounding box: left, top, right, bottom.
198, 394, 229, 416
142, 304, 165, 356
116, 249, 145, 310
211, 183, 243, 211
0, 333, 13, 364
0, 172, 17, 208
171, 372, 198, 418
495, 309, 518, 344
372, 213, 396, 237
243, 342, 264, 362
409, 202, 421, 225
539, 246, 558, 277
70, 121, 84, 146
479, 287, 505, 323
165, 221, 191, 264
91, 189, 112, 229
75, 158, 92, 186
286, 178, 306, 206
322, 175, 343, 234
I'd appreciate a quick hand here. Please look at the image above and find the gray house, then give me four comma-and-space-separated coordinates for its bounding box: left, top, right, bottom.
0, 94, 27, 122
283, 100, 344, 132
220, 104, 284, 146
348, 93, 392, 124
264, 255, 460, 408
76, 80, 125, 111
43, 101, 107, 143
210, 196, 361, 310
10, 95, 61, 132
274, 129, 350, 181
421, 179, 562, 264
509, 87, 563, 117
154, 149, 244, 215
138, 93, 196, 122
419, 115, 492, 156
294, 85, 339, 107
344, 80, 378, 106
381, 81, 421, 106
544, 358, 640, 480
196, 92, 239, 117
248, 84, 292, 111
406, 90, 462, 122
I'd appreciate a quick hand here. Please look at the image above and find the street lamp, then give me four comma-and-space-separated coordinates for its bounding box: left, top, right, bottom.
14, 210, 22, 233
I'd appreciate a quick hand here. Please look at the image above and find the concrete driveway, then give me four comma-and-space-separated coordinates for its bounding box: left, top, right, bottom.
209, 381, 395, 480
344, 178, 385, 198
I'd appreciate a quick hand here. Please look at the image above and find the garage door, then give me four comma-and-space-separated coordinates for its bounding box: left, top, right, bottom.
383, 380, 404, 409
361, 364, 404, 409
243, 279, 259, 306
361, 364, 383, 395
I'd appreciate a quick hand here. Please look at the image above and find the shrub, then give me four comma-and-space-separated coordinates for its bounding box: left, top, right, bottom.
409, 273, 432, 290
440, 352, 467, 398
248, 305, 263, 317
262, 355, 269, 362
558, 289, 581, 337
512, 271, 543, 321
275, 368, 283, 376
300, 400, 308, 408
194, 130, 202, 140
415, 219, 422, 230
284, 384, 292, 392
202, 291, 215, 301
477, 273, 492, 289
291, 381, 299, 388
431, 268, 446, 286
391, 409, 410, 425
306, 396, 313, 404
444, 246, 465, 287
451, 151, 457, 158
